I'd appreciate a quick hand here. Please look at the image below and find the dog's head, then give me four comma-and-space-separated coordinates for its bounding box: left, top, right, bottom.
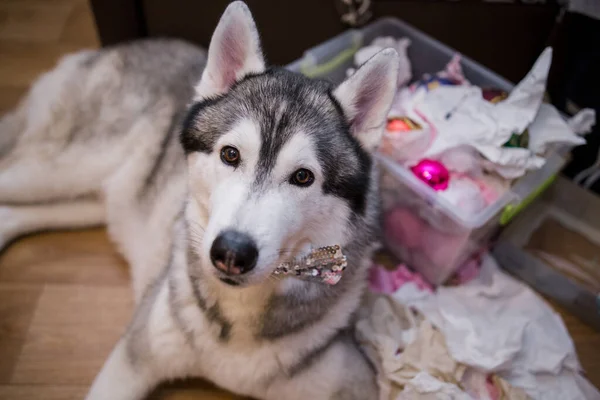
181, 1, 398, 287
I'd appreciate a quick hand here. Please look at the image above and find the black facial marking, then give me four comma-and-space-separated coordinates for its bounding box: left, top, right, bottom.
311, 90, 372, 215
179, 70, 269, 155
206, 302, 232, 341
189, 275, 233, 342
180, 67, 373, 214
259, 279, 346, 340
168, 273, 196, 348
180, 95, 226, 153
219, 277, 240, 286
189, 274, 208, 311
255, 102, 294, 186
321, 142, 372, 215
188, 245, 233, 342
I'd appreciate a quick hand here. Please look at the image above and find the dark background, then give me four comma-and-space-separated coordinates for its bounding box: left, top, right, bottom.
90, 0, 600, 192
90, 0, 561, 83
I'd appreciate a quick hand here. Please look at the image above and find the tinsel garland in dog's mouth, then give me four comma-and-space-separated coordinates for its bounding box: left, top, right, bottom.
272, 245, 347, 285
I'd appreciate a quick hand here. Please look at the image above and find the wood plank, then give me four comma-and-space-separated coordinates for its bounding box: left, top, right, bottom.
0, 285, 42, 383
0, 85, 25, 113
548, 300, 600, 387
0, 0, 75, 43
0, 41, 90, 88
59, 0, 99, 48
149, 380, 249, 400
0, 385, 87, 400
11, 284, 133, 385
0, 229, 130, 287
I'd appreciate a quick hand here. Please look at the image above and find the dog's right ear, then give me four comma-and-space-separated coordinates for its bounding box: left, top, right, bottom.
333, 49, 399, 152
194, 1, 265, 100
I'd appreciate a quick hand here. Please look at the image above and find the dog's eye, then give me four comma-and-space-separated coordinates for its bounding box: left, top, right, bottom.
290, 169, 314, 187
220, 146, 240, 167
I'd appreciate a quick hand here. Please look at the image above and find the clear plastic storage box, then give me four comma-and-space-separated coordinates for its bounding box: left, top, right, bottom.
287, 18, 569, 285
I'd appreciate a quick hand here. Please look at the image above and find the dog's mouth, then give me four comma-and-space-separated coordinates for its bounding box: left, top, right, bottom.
214, 264, 278, 288
212, 266, 249, 286
209, 244, 303, 287
212, 245, 347, 287
219, 277, 241, 286
211, 252, 299, 288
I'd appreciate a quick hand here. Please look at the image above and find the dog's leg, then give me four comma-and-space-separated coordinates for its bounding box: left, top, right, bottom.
0, 199, 105, 251
0, 148, 115, 204
0, 50, 109, 204
86, 339, 155, 400
266, 334, 378, 400
87, 275, 198, 400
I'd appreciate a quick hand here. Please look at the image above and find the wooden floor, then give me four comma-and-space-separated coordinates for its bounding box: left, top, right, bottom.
0, 1, 242, 398
0, 1, 598, 399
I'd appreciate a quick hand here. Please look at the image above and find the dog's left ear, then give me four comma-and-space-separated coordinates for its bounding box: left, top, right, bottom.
334, 49, 399, 152
194, 1, 265, 100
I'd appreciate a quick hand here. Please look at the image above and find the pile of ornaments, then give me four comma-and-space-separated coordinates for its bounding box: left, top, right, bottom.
348, 37, 596, 284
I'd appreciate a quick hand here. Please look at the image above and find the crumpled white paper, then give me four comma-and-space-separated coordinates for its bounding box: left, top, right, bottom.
385, 47, 589, 179
398, 372, 472, 400
501, 368, 600, 400
392, 255, 600, 400
568, 108, 596, 135
528, 104, 587, 155
412, 48, 552, 179
437, 146, 482, 175
492, 47, 552, 135
479, 146, 545, 179
420, 48, 551, 154
364, 42, 591, 180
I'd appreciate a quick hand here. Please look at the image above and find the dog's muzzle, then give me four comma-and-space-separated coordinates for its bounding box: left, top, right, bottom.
210, 230, 259, 276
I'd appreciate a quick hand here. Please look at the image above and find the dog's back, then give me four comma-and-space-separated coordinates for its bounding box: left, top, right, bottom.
0, 38, 206, 296
0, 38, 205, 201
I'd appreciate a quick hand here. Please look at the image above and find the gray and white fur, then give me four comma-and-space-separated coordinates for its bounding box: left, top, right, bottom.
0, 2, 399, 399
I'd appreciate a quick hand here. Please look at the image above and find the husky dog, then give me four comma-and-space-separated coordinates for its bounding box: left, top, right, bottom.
0, 2, 399, 399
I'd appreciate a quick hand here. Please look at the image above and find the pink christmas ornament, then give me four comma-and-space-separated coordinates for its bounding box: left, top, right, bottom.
410, 159, 450, 191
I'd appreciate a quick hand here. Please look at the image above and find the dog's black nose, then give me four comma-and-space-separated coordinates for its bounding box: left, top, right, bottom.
210, 230, 258, 275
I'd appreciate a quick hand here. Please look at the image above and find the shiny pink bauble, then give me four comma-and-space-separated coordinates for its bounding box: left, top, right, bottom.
410, 159, 450, 191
